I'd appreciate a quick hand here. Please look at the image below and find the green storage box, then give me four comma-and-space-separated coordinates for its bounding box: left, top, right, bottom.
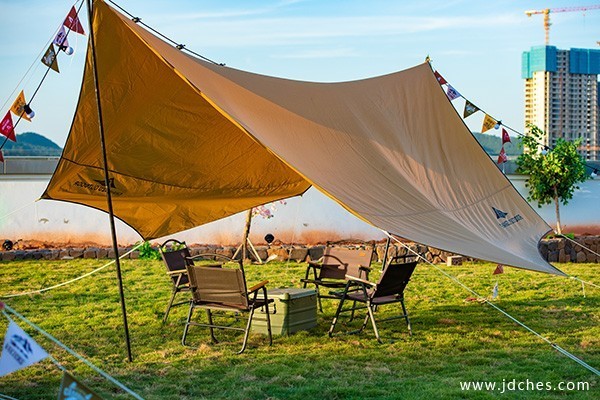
252, 288, 317, 335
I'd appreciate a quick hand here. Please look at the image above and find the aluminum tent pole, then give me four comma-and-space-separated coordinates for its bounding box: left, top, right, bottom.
86, 0, 133, 362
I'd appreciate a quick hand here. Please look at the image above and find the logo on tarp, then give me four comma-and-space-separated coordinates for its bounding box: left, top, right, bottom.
73, 177, 122, 196
58, 371, 103, 400
492, 207, 508, 219
492, 207, 523, 228
0, 320, 49, 376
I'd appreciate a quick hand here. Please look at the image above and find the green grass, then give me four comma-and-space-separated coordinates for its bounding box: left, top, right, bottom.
0, 259, 598, 399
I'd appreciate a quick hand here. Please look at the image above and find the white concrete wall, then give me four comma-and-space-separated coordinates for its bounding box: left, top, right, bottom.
1, 175, 598, 246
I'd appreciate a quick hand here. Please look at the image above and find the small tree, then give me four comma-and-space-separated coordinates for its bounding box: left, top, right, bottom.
516, 124, 588, 234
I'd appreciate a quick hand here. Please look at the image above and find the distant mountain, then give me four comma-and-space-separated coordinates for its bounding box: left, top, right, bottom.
472, 131, 522, 156
2, 132, 62, 156
1, 131, 520, 158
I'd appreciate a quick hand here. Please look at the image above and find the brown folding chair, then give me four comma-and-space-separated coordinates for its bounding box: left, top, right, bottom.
182, 254, 273, 354
301, 240, 374, 312
328, 254, 418, 342
159, 239, 193, 323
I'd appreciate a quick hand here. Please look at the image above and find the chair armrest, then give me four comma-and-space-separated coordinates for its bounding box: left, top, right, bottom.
247, 280, 269, 294
345, 275, 375, 287
167, 269, 187, 276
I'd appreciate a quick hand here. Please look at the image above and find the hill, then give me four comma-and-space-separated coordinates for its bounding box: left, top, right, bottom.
2, 132, 62, 156
2, 131, 518, 158
472, 131, 522, 156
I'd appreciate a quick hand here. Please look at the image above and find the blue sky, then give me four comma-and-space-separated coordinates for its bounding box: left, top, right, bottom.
1, 0, 599, 147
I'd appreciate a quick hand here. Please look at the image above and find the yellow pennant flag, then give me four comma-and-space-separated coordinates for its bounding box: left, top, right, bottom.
481, 114, 497, 133
10, 90, 31, 122
41, 44, 60, 73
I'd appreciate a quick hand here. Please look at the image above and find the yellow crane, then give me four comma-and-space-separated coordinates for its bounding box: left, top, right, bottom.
525, 5, 600, 45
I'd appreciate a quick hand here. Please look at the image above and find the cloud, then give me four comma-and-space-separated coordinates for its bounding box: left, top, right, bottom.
272, 47, 360, 59
166, 13, 523, 48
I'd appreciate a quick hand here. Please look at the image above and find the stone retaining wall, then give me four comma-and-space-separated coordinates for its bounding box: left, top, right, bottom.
2, 236, 598, 264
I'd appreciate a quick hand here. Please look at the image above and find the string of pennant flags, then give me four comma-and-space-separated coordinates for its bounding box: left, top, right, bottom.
0, 4, 86, 163
434, 70, 512, 167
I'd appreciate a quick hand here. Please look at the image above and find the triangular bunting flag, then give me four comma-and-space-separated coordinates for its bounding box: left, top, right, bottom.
0, 111, 16, 142
493, 264, 505, 275
0, 320, 49, 376
41, 44, 60, 73
58, 371, 104, 400
497, 146, 507, 164
446, 84, 460, 101
53, 26, 69, 49
434, 71, 447, 85
64, 7, 85, 35
502, 128, 511, 145
10, 91, 31, 122
463, 100, 479, 118
481, 114, 497, 133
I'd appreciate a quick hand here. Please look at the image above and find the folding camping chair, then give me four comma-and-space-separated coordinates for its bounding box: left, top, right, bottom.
182, 254, 273, 354
301, 240, 374, 312
328, 254, 418, 342
159, 239, 194, 323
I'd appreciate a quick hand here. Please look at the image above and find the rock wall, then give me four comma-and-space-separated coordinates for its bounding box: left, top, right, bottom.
2, 237, 599, 264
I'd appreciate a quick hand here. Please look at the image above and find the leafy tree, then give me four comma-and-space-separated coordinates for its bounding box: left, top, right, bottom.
516, 124, 588, 234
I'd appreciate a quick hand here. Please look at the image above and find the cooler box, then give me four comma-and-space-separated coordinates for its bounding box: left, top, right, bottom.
252, 288, 317, 335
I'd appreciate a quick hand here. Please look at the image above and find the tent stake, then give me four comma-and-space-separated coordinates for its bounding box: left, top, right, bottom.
86, 0, 133, 362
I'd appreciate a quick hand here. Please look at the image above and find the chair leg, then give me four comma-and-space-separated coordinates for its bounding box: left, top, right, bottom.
315, 285, 323, 312
366, 301, 382, 343
328, 293, 347, 337
181, 302, 194, 346
239, 307, 256, 354
163, 289, 178, 324
359, 313, 370, 333
401, 299, 412, 336
348, 300, 357, 322
206, 309, 219, 343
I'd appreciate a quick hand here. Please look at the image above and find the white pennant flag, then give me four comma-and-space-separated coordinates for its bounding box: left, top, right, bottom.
0, 320, 49, 376
54, 25, 69, 48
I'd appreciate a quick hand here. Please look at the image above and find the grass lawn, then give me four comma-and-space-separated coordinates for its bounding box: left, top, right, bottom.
0, 258, 598, 399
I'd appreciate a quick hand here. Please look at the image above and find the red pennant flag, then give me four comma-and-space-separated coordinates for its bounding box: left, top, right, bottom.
497, 147, 507, 164
493, 264, 505, 275
64, 7, 85, 35
502, 128, 511, 145
0, 112, 16, 142
434, 71, 447, 85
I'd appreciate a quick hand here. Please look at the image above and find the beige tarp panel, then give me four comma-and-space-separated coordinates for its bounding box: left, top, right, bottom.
44, 0, 562, 275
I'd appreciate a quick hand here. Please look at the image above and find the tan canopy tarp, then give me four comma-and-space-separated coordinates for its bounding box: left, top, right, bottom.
43, 0, 563, 275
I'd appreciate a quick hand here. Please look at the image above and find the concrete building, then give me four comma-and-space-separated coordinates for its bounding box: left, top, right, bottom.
522, 46, 600, 160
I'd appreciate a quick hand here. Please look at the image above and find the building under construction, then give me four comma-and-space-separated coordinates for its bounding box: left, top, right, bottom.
522, 45, 600, 160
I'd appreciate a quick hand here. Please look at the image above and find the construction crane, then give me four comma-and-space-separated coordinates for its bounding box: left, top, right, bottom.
525, 5, 600, 45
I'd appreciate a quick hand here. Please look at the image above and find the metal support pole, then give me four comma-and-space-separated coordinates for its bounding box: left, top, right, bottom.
381, 235, 391, 271
86, 0, 133, 362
